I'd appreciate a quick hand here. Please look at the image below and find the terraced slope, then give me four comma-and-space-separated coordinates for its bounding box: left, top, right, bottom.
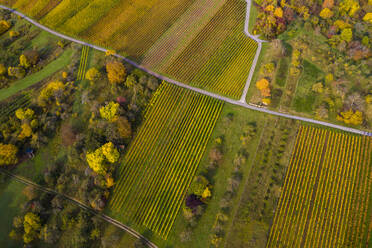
267, 126, 371, 248
108, 82, 223, 239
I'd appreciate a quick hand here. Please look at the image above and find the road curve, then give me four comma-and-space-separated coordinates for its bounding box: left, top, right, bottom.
0, 4, 371, 137
0, 169, 158, 248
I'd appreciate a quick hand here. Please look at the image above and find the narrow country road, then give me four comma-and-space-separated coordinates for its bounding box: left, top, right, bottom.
0, 169, 158, 248
0, 3, 371, 137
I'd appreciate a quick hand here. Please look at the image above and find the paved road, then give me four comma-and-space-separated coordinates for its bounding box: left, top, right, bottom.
0, 168, 158, 248
0, 4, 370, 137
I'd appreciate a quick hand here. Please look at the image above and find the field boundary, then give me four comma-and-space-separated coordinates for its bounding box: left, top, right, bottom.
0, 4, 370, 135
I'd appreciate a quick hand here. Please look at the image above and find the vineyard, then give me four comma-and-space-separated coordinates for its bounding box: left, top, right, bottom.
77, 46, 89, 81
162, 0, 257, 98
0, 92, 30, 123
267, 126, 371, 247
2, 0, 259, 98
108, 82, 223, 239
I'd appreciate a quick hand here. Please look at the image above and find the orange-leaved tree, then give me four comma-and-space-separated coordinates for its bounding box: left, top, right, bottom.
106, 61, 126, 84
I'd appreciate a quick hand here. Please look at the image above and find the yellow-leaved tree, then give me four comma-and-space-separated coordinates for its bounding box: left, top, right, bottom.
0, 63, 6, 75
15, 108, 34, 120
86, 142, 119, 175
38, 81, 65, 107
18, 123, 33, 139
23, 212, 41, 244
0, 143, 18, 166
99, 101, 119, 122
20, 54, 31, 68
85, 67, 101, 81
0, 20, 11, 35
337, 110, 363, 125
319, 8, 334, 19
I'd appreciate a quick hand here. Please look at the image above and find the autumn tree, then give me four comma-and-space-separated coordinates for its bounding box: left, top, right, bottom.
18, 123, 32, 139
85, 67, 101, 81
0, 20, 11, 35
8, 66, 25, 79
105, 50, 116, 57
9, 30, 19, 38
86, 142, 119, 175
339, 0, 360, 17
319, 8, 334, 19
106, 61, 126, 84
337, 109, 363, 125
363, 13, 372, 24
0, 64, 6, 75
22, 185, 38, 200
256, 78, 271, 98
117, 116, 132, 138
0, 143, 18, 166
340, 28, 353, 42
20, 50, 39, 68
20, 55, 31, 68
15, 108, 34, 120
38, 81, 65, 107
100, 102, 119, 122
190, 175, 209, 198
23, 212, 42, 244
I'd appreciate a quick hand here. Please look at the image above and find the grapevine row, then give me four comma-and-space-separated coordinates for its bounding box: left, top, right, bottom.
108, 82, 223, 239
267, 127, 371, 247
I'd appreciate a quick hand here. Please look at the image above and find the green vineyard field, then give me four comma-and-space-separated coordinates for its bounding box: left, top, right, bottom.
2, 0, 258, 99
108, 82, 223, 239
267, 126, 371, 248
